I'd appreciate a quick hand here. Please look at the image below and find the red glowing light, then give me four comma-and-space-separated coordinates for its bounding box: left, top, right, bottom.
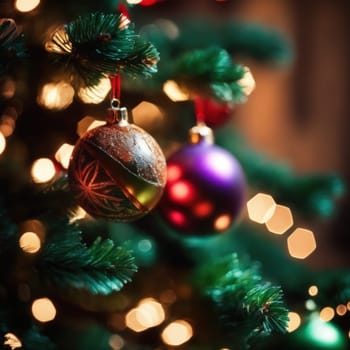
168, 211, 186, 226
169, 181, 195, 203
167, 164, 182, 182
140, 0, 159, 6
193, 201, 213, 217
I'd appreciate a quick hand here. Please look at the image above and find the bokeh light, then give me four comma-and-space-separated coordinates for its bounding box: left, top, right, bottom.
132, 101, 165, 129
238, 67, 256, 96
31, 158, 56, 183
214, 214, 232, 231
78, 77, 111, 104
287, 312, 301, 332
246, 193, 276, 224
77, 116, 105, 136
31, 298, 56, 323
308, 285, 319, 297
15, 0, 40, 12
0, 131, 6, 155
55, 143, 74, 169
109, 334, 125, 350
336, 304, 347, 316
265, 204, 293, 234
126, 298, 165, 332
305, 299, 317, 311
4, 333, 22, 349
161, 320, 193, 346
319, 307, 335, 322
37, 81, 74, 110
163, 80, 190, 102
287, 228, 317, 259
19, 232, 41, 254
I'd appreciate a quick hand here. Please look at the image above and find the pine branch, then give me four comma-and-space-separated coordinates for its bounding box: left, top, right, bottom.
193, 253, 289, 348
45, 12, 159, 87
172, 47, 247, 102
38, 219, 137, 295
0, 18, 27, 74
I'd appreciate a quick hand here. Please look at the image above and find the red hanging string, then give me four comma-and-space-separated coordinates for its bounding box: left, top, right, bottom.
110, 73, 121, 104
117, 2, 130, 19
194, 97, 206, 124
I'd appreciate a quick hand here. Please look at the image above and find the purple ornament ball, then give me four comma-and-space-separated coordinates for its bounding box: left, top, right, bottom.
158, 142, 246, 235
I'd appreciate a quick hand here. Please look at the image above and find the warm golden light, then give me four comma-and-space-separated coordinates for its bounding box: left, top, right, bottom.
320, 307, 335, 322
31, 158, 56, 183
0, 131, 6, 155
15, 0, 40, 12
214, 214, 232, 231
287, 312, 301, 333
19, 232, 41, 254
246, 193, 276, 224
31, 298, 56, 323
78, 77, 111, 104
347, 301, 350, 311
37, 81, 74, 110
161, 320, 193, 346
109, 334, 125, 350
163, 80, 190, 102
287, 228, 317, 259
136, 298, 166, 329
4, 333, 22, 349
55, 143, 74, 169
132, 101, 165, 128
265, 204, 293, 234
125, 308, 148, 332
336, 304, 347, 316
0, 114, 16, 137
308, 285, 319, 297
238, 67, 256, 97
69, 206, 88, 223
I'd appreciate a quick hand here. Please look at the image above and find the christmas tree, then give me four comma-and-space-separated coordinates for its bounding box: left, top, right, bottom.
0, 1, 349, 349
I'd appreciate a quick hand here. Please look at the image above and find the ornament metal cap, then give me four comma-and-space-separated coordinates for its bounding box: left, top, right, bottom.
189, 122, 214, 144
107, 105, 129, 127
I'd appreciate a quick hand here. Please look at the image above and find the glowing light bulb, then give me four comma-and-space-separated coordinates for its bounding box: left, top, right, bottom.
161, 320, 193, 346
31, 298, 56, 323
287, 312, 301, 332
31, 158, 56, 183
19, 232, 41, 254
246, 193, 276, 224
55, 143, 74, 169
15, 0, 40, 12
0, 131, 6, 154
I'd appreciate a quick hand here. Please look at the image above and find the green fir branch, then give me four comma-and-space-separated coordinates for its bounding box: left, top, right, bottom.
38, 219, 137, 295
193, 253, 288, 348
46, 12, 159, 87
173, 47, 247, 102
0, 18, 27, 74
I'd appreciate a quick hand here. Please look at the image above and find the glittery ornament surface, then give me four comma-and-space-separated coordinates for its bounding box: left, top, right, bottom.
68, 122, 166, 221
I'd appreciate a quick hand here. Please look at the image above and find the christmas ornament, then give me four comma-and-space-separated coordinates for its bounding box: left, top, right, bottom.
194, 97, 235, 128
68, 103, 167, 221
159, 123, 245, 235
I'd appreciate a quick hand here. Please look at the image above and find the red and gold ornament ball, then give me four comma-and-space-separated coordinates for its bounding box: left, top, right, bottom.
158, 124, 246, 235
68, 107, 167, 221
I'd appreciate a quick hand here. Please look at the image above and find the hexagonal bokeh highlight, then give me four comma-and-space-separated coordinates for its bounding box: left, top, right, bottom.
246, 193, 276, 224
287, 228, 316, 259
265, 204, 293, 234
